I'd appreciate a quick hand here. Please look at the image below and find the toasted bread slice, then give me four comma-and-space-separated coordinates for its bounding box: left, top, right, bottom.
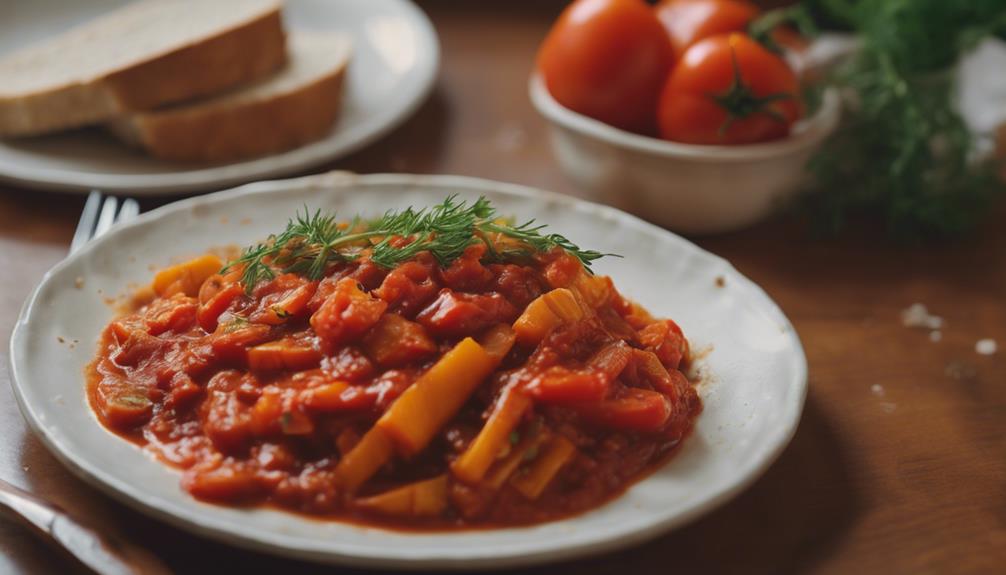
0, 0, 286, 137
111, 31, 351, 163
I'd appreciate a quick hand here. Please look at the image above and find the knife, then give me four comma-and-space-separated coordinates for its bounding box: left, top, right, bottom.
0, 477, 172, 575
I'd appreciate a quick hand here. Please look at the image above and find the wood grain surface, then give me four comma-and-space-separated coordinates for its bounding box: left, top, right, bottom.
1, 2, 1003, 574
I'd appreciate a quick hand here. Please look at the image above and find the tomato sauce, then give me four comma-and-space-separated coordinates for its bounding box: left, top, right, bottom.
88, 245, 701, 529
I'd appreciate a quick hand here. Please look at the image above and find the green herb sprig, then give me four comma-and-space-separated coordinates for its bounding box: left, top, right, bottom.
225, 196, 610, 292
803, 0, 1006, 238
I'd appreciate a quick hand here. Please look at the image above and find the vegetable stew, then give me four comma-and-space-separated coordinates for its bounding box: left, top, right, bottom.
88, 197, 701, 529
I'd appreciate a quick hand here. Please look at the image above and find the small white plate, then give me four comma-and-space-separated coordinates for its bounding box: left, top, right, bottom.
0, 0, 439, 195
9, 173, 807, 569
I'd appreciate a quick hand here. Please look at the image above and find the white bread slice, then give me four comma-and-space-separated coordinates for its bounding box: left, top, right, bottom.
0, 0, 286, 137
110, 31, 351, 163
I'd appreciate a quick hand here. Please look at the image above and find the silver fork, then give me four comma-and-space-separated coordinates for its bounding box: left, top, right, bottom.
0, 190, 169, 574
70, 190, 141, 254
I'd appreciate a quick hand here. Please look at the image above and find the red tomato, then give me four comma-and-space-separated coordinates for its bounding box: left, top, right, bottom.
310, 278, 387, 348
525, 366, 610, 404
657, 33, 802, 145
574, 387, 672, 432
537, 0, 672, 133
655, 0, 759, 59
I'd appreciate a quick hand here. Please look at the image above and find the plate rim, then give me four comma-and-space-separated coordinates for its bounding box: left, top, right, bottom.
0, 0, 440, 196
8, 172, 808, 569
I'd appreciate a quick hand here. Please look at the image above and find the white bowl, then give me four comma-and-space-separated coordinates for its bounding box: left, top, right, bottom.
530, 75, 841, 235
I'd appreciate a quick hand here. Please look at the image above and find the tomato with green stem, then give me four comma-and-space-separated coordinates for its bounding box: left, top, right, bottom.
654, 0, 760, 60
537, 0, 672, 134
657, 33, 802, 145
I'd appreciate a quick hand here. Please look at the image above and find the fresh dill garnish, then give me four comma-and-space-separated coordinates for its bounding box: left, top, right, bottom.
224, 196, 611, 292
801, 0, 1006, 238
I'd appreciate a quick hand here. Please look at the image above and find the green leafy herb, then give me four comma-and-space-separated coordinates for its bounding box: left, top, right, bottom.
749, 4, 819, 55
224, 196, 611, 293
804, 0, 1006, 238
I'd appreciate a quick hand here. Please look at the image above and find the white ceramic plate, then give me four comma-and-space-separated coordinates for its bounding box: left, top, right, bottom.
9, 173, 807, 569
0, 0, 439, 195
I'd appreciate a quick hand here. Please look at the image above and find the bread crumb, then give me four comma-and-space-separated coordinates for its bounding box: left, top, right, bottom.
57, 336, 65, 343
715, 276, 726, 288
976, 338, 997, 355
901, 303, 943, 330
74, 276, 85, 289
929, 330, 942, 342
870, 384, 885, 397
239, 218, 252, 225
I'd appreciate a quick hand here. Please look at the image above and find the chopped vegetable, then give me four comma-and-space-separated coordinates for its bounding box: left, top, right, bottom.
362, 314, 437, 367
96, 385, 153, 428
575, 388, 672, 432
377, 333, 513, 455
300, 381, 351, 412
510, 435, 577, 500
310, 278, 387, 347
355, 475, 448, 518
247, 339, 321, 371
512, 288, 584, 345
334, 426, 395, 493
485, 425, 549, 490
152, 254, 223, 297
452, 384, 533, 484
197, 283, 244, 332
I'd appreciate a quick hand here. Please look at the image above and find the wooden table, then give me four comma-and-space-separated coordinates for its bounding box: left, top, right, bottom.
1, 2, 1004, 573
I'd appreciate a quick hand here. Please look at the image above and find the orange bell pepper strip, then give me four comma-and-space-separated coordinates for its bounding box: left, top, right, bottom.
510, 434, 577, 500
451, 383, 532, 484
570, 271, 613, 309
334, 425, 395, 493
484, 424, 548, 490
376, 326, 515, 457
152, 254, 223, 297
512, 288, 584, 345
354, 475, 448, 518
337, 326, 515, 492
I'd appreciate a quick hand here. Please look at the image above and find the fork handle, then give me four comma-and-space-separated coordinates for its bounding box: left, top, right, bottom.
0, 478, 172, 575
